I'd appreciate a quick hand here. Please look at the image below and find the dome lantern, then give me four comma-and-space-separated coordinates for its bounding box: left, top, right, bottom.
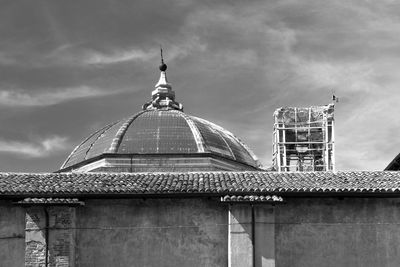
142, 47, 183, 111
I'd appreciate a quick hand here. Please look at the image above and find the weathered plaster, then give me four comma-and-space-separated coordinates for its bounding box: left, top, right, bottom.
75, 198, 228, 267
0, 200, 25, 267
275, 198, 400, 267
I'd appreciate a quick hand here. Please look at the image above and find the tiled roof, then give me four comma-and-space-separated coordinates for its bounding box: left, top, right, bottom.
16, 198, 85, 205
1, 171, 400, 197
220, 195, 283, 203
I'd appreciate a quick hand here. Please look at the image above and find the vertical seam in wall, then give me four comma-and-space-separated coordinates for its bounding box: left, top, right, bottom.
228, 204, 232, 267
252, 204, 255, 267
273, 205, 276, 267
44, 207, 49, 267
130, 155, 133, 173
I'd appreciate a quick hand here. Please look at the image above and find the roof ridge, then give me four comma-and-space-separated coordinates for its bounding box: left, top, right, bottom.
109, 110, 147, 153
84, 120, 122, 160
61, 122, 118, 169
180, 112, 205, 153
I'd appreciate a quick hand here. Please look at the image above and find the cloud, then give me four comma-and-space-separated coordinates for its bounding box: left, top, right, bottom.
0, 0, 400, 172
334, 88, 400, 170
0, 86, 122, 107
61, 37, 206, 66
81, 48, 157, 65
0, 52, 18, 66
0, 45, 158, 68
289, 58, 377, 93
0, 136, 69, 158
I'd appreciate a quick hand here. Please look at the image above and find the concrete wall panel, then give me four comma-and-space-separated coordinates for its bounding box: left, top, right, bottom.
229, 205, 253, 267
275, 198, 400, 267
0, 200, 25, 267
75, 198, 228, 267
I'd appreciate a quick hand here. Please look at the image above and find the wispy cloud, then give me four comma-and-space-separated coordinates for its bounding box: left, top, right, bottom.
0, 46, 157, 68
82, 48, 158, 65
0, 136, 69, 158
290, 58, 376, 93
1, 0, 400, 172
0, 86, 122, 107
65, 39, 206, 66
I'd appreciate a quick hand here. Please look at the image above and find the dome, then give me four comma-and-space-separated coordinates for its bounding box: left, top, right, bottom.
59, 53, 260, 172
60, 109, 259, 172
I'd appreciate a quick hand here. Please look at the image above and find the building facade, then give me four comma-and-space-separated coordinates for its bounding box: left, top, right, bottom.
2, 171, 400, 267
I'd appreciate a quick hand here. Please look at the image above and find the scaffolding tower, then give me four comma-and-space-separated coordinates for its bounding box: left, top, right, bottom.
272, 103, 335, 172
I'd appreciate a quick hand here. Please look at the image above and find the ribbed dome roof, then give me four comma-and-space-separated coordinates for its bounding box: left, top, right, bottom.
61, 54, 260, 172
61, 109, 259, 170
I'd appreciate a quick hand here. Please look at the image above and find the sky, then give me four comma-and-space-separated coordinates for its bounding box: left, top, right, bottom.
0, 0, 400, 172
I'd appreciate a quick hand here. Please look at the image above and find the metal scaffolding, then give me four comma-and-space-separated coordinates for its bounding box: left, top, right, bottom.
272, 103, 335, 172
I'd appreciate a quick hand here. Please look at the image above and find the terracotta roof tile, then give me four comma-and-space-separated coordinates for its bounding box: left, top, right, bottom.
16, 198, 85, 205
221, 195, 283, 203
1, 171, 400, 197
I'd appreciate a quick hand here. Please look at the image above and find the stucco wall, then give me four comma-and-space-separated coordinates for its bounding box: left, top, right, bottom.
75, 198, 228, 267
4, 196, 400, 267
275, 197, 400, 267
0, 200, 25, 267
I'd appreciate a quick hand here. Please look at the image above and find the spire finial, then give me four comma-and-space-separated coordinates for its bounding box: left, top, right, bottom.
159, 45, 167, 71
160, 45, 164, 64
142, 47, 183, 111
